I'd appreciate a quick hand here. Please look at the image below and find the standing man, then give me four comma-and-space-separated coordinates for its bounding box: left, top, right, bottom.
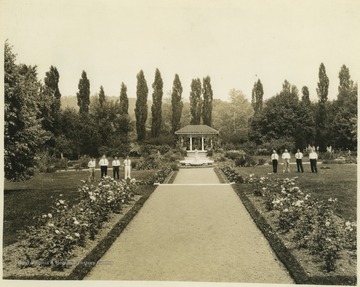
112, 156, 120, 180
124, 155, 131, 179
88, 157, 96, 182
309, 148, 318, 173
282, 149, 291, 173
295, 149, 304, 173
99, 155, 109, 178
271, 150, 279, 173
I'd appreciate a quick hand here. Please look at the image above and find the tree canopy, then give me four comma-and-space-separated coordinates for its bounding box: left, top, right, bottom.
135, 70, 148, 141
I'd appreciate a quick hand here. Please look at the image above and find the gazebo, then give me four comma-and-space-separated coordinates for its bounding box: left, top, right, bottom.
175, 125, 219, 159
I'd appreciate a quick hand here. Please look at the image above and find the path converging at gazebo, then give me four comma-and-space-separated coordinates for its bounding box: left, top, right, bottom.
86, 168, 293, 283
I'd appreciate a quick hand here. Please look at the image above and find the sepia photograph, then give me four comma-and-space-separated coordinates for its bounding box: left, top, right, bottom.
1, 0, 359, 286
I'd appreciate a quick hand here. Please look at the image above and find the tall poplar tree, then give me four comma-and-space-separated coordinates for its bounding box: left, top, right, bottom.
44, 66, 61, 114
171, 74, 183, 133
119, 82, 129, 115
190, 78, 202, 125
328, 65, 358, 150
251, 79, 264, 115
301, 86, 311, 105
135, 70, 148, 141
99, 85, 105, 107
316, 63, 329, 151
151, 68, 163, 137
202, 76, 213, 126
77, 70, 90, 114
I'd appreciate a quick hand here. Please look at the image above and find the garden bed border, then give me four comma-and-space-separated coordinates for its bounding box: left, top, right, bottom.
3, 186, 157, 280
227, 179, 357, 285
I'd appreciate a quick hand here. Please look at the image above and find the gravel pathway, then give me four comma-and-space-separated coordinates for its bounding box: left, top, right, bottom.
85, 168, 293, 283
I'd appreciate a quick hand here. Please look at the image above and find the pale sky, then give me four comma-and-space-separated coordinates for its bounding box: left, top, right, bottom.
1, 0, 360, 102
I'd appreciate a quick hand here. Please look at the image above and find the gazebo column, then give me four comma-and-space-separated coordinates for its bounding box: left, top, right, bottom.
180, 136, 184, 147
211, 138, 213, 149
201, 136, 205, 151
189, 135, 193, 151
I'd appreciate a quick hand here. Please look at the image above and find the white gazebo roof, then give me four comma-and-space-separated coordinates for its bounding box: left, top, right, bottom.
175, 125, 219, 135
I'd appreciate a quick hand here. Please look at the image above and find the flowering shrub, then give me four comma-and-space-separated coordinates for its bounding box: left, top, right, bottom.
153, 166, 173, 183
18, 176, 135, 271
220, 166, 244, 183
220, 166, 357, 273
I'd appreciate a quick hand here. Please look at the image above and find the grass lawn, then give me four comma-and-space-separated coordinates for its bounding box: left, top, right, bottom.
3, 169, 157, 247
233, 163, 357, 221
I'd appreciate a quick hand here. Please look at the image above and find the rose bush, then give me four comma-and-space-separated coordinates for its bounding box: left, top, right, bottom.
17, 176, 135, 271
221, 166, 357, 273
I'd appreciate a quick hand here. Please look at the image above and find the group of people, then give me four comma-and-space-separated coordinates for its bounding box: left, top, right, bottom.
271, 149, 318, 174
87, 155, 132, 181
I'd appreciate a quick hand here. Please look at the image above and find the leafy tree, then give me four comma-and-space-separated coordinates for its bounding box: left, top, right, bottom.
99, 85, 106, 107
248, 80, 303, 147
57, 108, 83, 158
298, 86, 315, 147
151, 68, 163, 137
190, 78, 202, 124
77, 70, 90, 114
213, 89, 253, 144
135, 70, 148, 141
301, 86, 311, 106
327, 65, 358, 150
44, 66, 61, 113
119, 82, 129, 115
4, 42, 49, 180
118, 82, 132, 141
171, 74, 183, 133
202, 76, 213, 126
251, 79, 264, 115
316, 63, 329, 151
38, 66, 62, 140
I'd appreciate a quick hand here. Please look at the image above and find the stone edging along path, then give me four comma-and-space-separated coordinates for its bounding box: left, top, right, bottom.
214, 168, 357, 286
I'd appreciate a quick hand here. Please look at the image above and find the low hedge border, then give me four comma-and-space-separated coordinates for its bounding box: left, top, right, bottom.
213, 167, 229, 184
166, 170, 178, 184
230, 183, 357, 286
3, 186, 156, 280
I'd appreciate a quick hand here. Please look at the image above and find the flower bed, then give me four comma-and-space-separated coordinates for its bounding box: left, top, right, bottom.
220, 166, 357, 285
3, 176, 156, 279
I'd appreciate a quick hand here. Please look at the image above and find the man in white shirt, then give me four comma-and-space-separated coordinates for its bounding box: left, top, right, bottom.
295, 149, 304, 173
124, 155, 131, 179
282, 149, 291, 173
88, 157, 96, 182
112, 156, 121, 180
99, 155, 109, 178
309, 149, 318, 173
271, 150, 279, 173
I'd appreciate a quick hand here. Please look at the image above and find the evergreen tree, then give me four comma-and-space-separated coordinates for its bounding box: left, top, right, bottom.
4, 42, 49, 180
171, 74, 183, 133
251, 79, 264, 115
119, 82, 129, 115
151, 68, 163, 137
190, 78, 202, 125
315, 63, 329, 151
99, 85, 106, 107
202, 76, 213, 126
135, 70, 148, 141
77, 70, 90, 114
